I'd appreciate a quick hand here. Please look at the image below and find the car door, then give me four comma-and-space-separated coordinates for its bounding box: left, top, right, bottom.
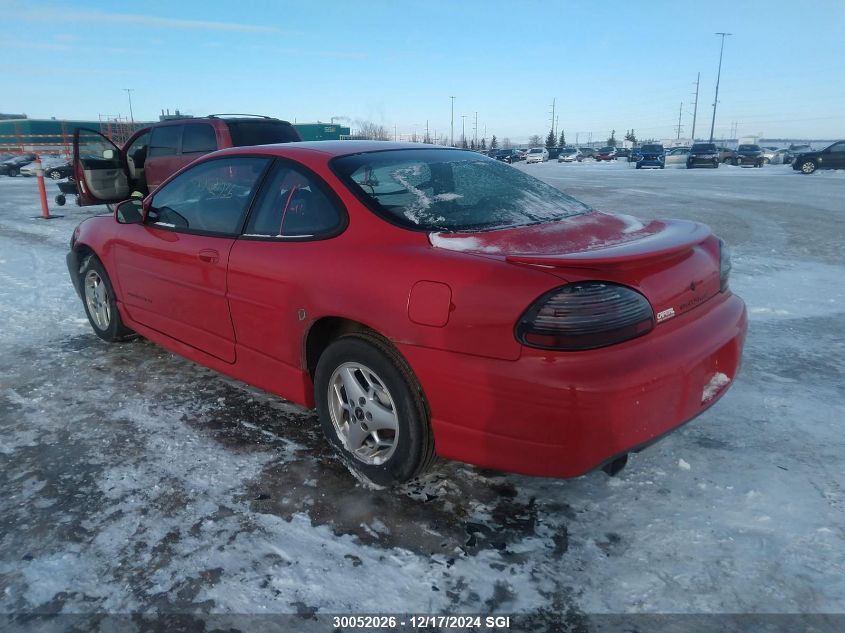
73, 129, 130, 205
226, 160, 346, 394
826, 142, 845, 169
112, 156, 272, 363
145, 124, 182, 192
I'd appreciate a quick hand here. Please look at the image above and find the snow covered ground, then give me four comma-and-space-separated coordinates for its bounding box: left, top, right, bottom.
0, 165, 843, 630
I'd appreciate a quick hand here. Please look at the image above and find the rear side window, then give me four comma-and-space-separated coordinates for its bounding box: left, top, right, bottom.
149, 125, 180, 157
182, 124, 218, 154
245, 163, 342, 238
226, 120, 301, 147
149, 157, 270, 235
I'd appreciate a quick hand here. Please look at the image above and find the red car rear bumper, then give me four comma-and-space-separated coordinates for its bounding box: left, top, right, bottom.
399, 292, 747, 478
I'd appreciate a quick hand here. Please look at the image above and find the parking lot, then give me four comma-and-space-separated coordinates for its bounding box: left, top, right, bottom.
1, 162, 843, 626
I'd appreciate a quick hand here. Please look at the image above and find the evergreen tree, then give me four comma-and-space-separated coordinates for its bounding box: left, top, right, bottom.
490, 135, 498, 149
480, 138, 487, 150
624, 129, 638, 145
470, 139, 476, 150
607, 129, 617, 147
558, 130, 566, 147
545, 128, 556, 149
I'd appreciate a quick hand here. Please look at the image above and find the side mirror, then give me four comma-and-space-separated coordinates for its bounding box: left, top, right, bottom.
103, 149, 116, 160
115, 198, 144, 224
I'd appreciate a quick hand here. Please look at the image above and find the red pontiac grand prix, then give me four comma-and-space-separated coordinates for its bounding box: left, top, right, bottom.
67, 137, 747, 486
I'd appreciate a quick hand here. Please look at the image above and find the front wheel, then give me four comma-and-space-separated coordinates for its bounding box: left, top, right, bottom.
315, 333, 435, 486
79, 255, 136, 342
799, 160, 816, 174
49, 170, 63, 180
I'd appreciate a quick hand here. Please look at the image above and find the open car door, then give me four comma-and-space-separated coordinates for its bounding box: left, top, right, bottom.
73, 128, 130, 206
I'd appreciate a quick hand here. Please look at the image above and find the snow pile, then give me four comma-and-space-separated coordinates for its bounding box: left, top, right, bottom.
428, 233, 503, 254
702, 372, 731, 403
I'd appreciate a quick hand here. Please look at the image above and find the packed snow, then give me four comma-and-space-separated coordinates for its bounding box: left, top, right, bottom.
1, 162, 844, 627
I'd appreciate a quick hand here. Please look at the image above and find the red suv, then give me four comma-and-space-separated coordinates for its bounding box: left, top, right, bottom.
73, 115, 301, 205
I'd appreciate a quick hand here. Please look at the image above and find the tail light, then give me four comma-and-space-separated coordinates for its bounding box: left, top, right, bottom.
718, 237, 732, 292
516, 282, 655, 351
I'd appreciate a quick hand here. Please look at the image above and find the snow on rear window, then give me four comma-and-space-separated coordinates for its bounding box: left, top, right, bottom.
332, 148, 590, 232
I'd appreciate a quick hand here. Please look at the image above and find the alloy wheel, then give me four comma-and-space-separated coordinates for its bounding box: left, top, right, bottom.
328, 362, 399, 465
801, 161, 816, 174
84, 270, 111, 330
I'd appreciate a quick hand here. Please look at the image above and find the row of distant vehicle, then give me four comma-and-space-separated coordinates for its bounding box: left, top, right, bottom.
491, 141, 845, 173
0, 153, 73, 179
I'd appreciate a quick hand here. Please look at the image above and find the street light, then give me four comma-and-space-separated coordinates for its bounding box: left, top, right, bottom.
449, 96, 455, 147
709, 32, 732, 143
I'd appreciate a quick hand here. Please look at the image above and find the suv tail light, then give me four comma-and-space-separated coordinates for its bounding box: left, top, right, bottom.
516, 282, 655, 351
718, 237, 732, 292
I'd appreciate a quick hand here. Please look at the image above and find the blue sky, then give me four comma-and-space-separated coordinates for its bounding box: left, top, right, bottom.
2, 0, 843, 142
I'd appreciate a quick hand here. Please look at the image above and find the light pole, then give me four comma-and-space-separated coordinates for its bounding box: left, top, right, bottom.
460, 115, 467, 147
449, 96, 455, 147
709, 32, 732, 143
122, 88, 135, 124
691, 72, 700, 142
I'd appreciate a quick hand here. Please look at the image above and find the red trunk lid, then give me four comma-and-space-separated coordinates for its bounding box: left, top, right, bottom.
429, 211, 723, 325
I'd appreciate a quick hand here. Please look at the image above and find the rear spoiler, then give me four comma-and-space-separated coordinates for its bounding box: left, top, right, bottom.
505, 221, 712, 269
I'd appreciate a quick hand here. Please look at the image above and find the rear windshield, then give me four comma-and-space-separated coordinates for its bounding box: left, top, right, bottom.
599, 147, 614, 152
738, 144, 760, 151
225, 120, 301, 146
691, 144, 717, 152
641, 144, 664, 152
332, 148, 590, 232
528, 148, 543, 153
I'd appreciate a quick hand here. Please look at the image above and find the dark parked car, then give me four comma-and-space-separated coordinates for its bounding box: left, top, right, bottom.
687, 143, 720, 169
636, 144, 666, 169
792, 140, 845, 174
73, 115, 301, 202
615, 148, 631, 161
0, 153, 36, 176
491, 149, 522, 163
733, 144, 764, 167
595, 146, 618, 161
579, 147, 597, 159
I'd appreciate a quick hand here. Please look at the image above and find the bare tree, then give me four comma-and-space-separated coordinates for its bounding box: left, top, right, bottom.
502, 137, 512, 149
356, 121, 391, 140
528, 134, 542, 147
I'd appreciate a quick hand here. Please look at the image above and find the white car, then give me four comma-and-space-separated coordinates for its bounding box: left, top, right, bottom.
664, 147, 691, 167
557, 147, 582, 162
525, 147, 549, 163
760, 147, 779, 164
19, 155, 70, 178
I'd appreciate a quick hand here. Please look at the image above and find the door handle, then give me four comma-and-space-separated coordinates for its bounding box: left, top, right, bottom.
198, 249, 220, 264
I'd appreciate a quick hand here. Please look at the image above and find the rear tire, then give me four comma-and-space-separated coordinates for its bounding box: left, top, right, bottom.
49, 170, 63, 180
79, 255, 136, 343
314, 332, 435, 486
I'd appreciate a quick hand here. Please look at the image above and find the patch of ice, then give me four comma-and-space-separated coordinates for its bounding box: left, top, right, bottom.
678, 458, 691, 471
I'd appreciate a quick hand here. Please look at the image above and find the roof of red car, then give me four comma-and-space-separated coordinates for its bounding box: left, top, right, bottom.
214, 140, 456, 159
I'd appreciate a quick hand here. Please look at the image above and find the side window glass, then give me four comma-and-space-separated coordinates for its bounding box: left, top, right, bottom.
149, 157, 270, 235
830, 143, 845, 153
246, 164, 342, 238
182, 124, 218, 154
148, 126, 180, 158
77, 132, 121, 171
